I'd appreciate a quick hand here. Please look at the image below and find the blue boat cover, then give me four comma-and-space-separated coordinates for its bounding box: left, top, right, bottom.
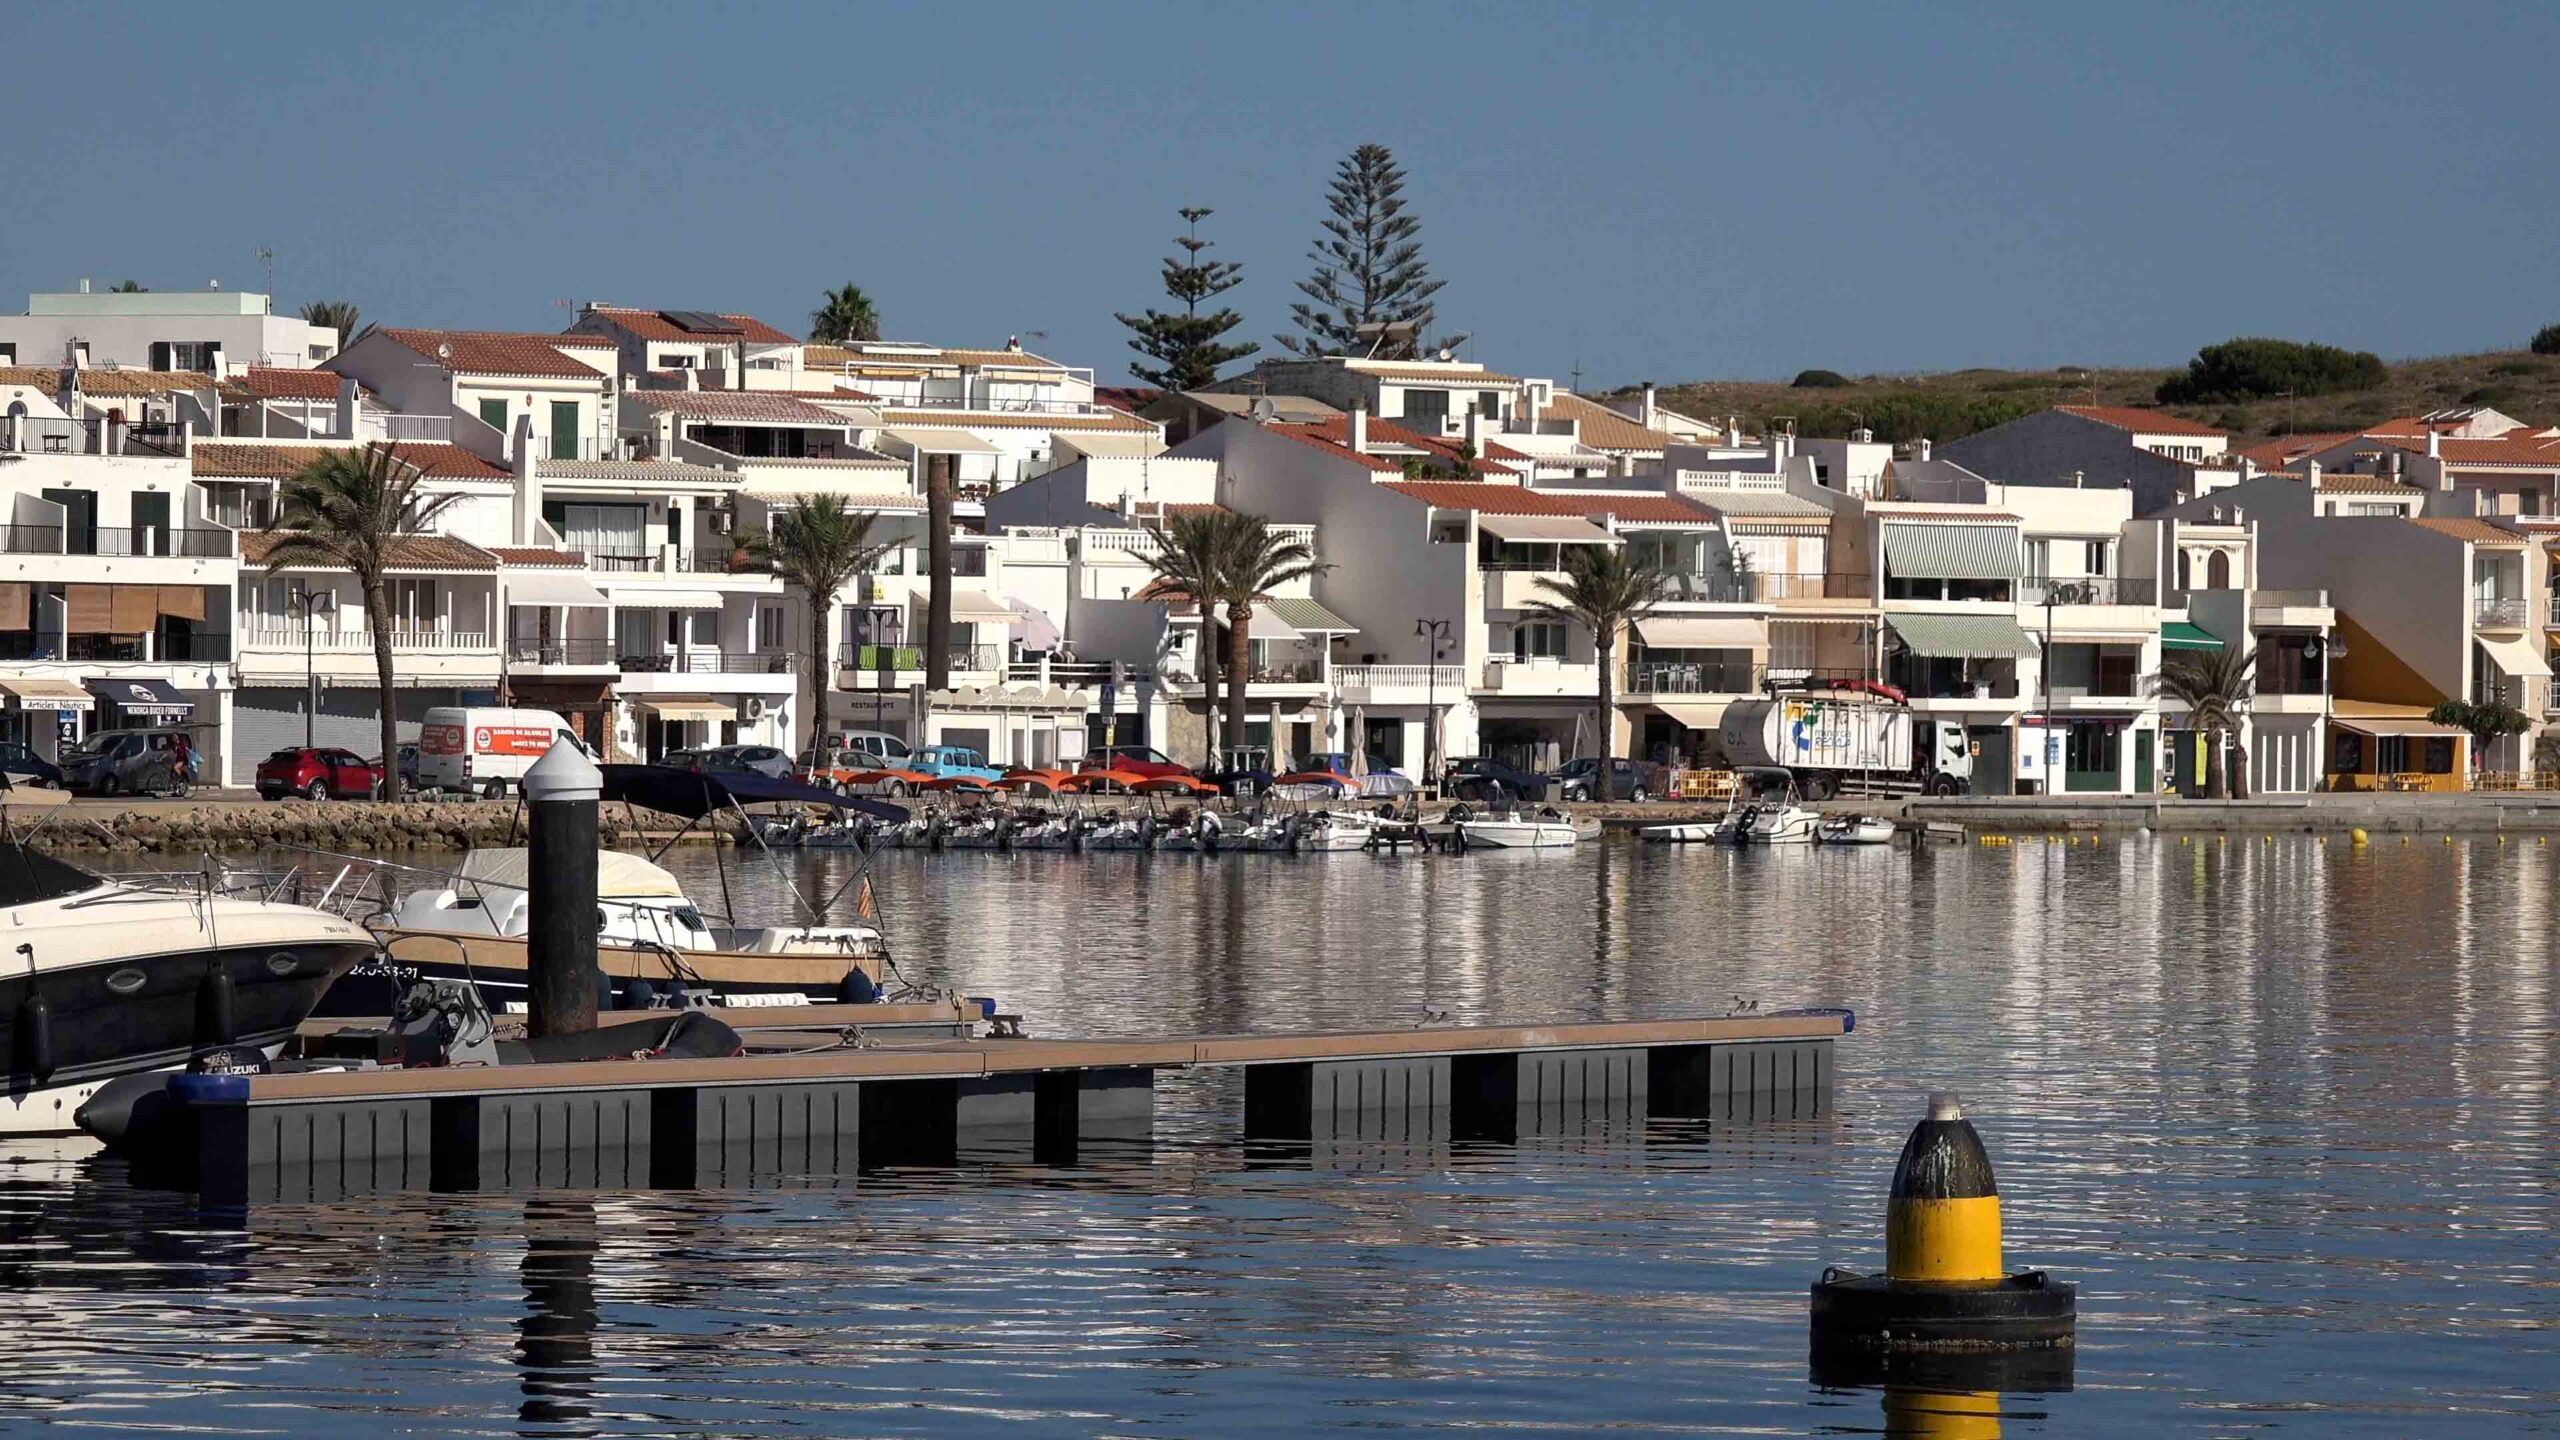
599, 764, 906, 821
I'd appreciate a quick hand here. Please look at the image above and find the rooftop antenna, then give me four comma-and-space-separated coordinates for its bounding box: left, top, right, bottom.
253, 247, 274, 307
1569, 359, 1584, 393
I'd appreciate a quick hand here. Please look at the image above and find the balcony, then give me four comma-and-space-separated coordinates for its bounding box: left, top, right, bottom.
2475, 595, 2529, 629
1332, 664, 1466, 704
1756, 571, 1875, 603
1484, 568, 1570, 610
2021, 576, 2159, 607
1627, 660, 1764, 695
0, 417, 190, 459
619, 650, 796, 675
507, 637, 618, 668
377, 414, 452, 443
835, 643, 997, 675
245, 627, 494, 654
0, 524, 233, 558
0, 631, 231, 662
1478, 658, 1599, 697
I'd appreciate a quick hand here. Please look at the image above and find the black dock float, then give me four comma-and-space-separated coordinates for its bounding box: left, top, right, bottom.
171, 1014, 1846, 1203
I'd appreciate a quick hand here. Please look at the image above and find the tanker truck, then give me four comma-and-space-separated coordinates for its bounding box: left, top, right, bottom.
1717, 683, 1975, 800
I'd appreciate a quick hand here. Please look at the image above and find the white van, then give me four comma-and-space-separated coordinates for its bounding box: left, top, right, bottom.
417, 706, 590, 798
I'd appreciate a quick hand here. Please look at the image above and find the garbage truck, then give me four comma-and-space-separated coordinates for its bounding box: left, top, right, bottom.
1717, 682, 1974, 799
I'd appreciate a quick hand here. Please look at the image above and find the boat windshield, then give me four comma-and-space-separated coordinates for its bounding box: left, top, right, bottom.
0, 844, 108, 906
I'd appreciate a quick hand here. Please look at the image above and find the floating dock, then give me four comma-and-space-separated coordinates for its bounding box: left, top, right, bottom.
166, 1010, 1845, 1203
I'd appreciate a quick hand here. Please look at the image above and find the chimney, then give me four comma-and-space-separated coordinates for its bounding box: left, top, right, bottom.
1464, 405, 1484, 454
1349, 398, 1369, 456
2238, 457, 2257, 481
2071, 470, 2085, 489
1915, 437, 1932, 462
2426, 429, 2441, 459
684, 366, 699, 391
335, 374, 361, 440
1726, 414, 1740, 445
1640, 383, 1657, 427
77, 278, 91, 294
1524, 387, 1542, 429
2306, 460, 2322, 488
511, 412, 536, 476
1006, 335, 1023, 354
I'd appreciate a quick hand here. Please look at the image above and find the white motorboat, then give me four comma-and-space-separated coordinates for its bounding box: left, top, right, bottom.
0, 844, 376, 1135
373, 845, 889, 1014
1711, 767, 1823, 846
1814, 815, 1897, 846
1450, 804, 1588, 849
1642, 820, 1723, 843
1080, 814, 1153, 850
1293, 811, 1377, 852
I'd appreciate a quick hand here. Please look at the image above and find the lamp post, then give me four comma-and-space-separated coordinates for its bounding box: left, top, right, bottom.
2315, 630, 2346, 790
1415, 617, 1452, 793
2038, 583, 2058, 795
289, 583, 326, 749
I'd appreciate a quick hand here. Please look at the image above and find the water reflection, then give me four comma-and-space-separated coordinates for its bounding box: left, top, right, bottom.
23, 835, 2555, 1436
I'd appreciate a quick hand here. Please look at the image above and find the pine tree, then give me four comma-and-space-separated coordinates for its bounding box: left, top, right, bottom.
1279, 144, 1451, 359
1114, 207, 1258, 391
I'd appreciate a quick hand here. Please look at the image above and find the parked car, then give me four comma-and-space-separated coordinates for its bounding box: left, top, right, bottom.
1442, 756, 1551, 803
1082, 744, 1194, 780
0, 742, 63, 789
63, 728, 194, 797
257, 747, 384, 801
905, 745, 1006, 783
393, 743, 421, 792
1556, 756, 1661, 802
662, 744, 791, 779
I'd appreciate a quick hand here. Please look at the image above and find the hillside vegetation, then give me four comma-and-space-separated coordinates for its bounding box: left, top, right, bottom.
1623, 345, 2560, 445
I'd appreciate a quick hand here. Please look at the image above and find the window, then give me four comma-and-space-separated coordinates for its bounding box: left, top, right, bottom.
1477, 390, 1504, 419
549, 401, 580, 460
2084, 540, 2109, 575
1403, 388, 1449, 424
478, 398, 509, 434
656, 353, 695, 369
2023, 539, 2050, 579
689, 611, 719, 646
169, 341, 218, 372
0, 344, 15, 364
2207, 551, 2231, 588
758, 605, 784, 649
1513, 621, 1567, 662
392, 578, 441, 629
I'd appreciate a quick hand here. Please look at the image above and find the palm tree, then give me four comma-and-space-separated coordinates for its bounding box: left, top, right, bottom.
1141, 513, 1236, 761
741, 498, 894, 767
266, 445, 466, 800
810, 284, 882, 344
110, 280, 147, 293
1205, 515, 1327, 764
923, 457, 956, 690
2150, 645, 2257, 799
300, 299, 361, 338
1528, 545, 1675, 770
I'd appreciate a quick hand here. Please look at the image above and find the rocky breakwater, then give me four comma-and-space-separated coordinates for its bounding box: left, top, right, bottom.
31, 800, 684, 855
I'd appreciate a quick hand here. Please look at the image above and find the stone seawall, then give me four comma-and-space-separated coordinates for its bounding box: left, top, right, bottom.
22, 800, 696, 855
1907, 794, 2560, 834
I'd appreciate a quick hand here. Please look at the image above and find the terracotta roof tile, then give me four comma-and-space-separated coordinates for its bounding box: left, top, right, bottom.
1545, 392, 1677, 452
2370, 433, 2560, 467
2238, 431, 2361, 468
2311, 472, 2420, 493
377, 329, 605, 379
489, 546, 586, 568
2406, 517, 2528, 546
876, 408, 1155, 433
581, 308, 797, 345
1269, 417, 1511, 476
191, 441, 510, 481
241, 529, 499, 570
0, 365, 213, 397
2056, 404, 2228, 437
233, 366, 348, 400
1376, 481, 1589, 515
1568, 493, 1719, 524
627, 392, 856, 425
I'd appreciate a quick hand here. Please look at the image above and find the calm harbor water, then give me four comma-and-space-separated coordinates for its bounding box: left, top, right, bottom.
4, 835, 2555, 1436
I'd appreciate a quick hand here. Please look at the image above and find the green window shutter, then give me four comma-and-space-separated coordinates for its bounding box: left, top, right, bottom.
550, 401, 580, 460
478, 398, 509, 435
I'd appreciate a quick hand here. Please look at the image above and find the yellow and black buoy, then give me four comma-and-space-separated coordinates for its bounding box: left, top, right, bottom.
1811, 1093, 2076, 1352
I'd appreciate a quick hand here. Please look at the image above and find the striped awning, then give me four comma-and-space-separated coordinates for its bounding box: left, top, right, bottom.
2160, 621, 2225, 651
1886, 612, 2038, 659
1263, 597, 1358, 634
1880, 522, 2021, 581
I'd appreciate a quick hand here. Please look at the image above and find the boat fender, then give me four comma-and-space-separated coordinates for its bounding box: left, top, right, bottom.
839, 968, 880, 1005
1446, 803, 1473, 823
618, 977, 659, 1011
1137, 816, 1157, 849
73, 1069, 169, 1149
595, 969, 616, 1014
193, 963, 236, 1050
13, 992, 53, 1082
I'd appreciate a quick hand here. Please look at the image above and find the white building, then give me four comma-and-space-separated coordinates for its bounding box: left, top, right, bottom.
0, 287, 338, 375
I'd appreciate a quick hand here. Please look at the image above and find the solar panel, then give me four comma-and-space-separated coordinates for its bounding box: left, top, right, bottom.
661, 310, 742, 334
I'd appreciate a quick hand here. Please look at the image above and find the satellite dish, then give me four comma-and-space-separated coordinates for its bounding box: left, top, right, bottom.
1249, 397, 1276, 423
436, 342, 453, 361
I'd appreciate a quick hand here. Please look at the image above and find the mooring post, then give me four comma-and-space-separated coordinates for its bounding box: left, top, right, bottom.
524, 740, 602, 1039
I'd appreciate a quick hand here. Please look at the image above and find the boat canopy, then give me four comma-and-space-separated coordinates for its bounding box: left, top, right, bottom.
922, 774, 995, 792
455, 846, 686, 900
0, 844, 107, 907
1273, 771, 1349, 789
599, 764, 907, 821
1134, 775, 1215, 795
1066, 769, 1152, 791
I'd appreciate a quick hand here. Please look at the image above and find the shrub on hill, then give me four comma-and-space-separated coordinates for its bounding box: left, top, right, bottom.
1764, 391, 2049, 444
2532, 324, 2560, 356
2156, 337, 2388, 404
1791, 368, 1853, 388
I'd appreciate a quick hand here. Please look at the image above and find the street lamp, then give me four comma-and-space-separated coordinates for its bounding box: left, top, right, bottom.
1415, 617, 1452, 791
288, 584, 326, 748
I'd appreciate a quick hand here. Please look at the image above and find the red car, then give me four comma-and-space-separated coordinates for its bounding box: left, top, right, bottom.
1080, 744, 1194, 780
257, 746, 384, 801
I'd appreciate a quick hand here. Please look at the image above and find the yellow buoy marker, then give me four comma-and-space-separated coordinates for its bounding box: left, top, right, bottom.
1812, 1093, 2076, 1352
2350, 827, 2367, 846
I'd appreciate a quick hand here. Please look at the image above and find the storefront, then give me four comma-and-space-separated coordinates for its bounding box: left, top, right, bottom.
84, 677, 195, 732
630, 696, 738, 762
2326, 704, 2467, 791
0, 678, 95, 764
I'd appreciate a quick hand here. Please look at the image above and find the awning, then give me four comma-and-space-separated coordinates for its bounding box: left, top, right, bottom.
1263, 596, 1358, 634
2479, 631, 2553, 679
1053, 432, 1166, 460
634, 696, 737, 723
1478, 514, 1619, 544
85, 677, 193, 715
606, 587, 725, 611
507, 570, 611, 608
882, 427, 1001, 455
1008, 601, 1061, 651
1648, 699, 1731, 730
0, 678, 93, 711
938, 589, 1018, 624
1881, 522, 2021, 581
1886, 612, 2038, 659
2330, 709, 2466, 738
738, 473, 922, 506
1634, 616, 1762, 649
2160, 621, 2225, 651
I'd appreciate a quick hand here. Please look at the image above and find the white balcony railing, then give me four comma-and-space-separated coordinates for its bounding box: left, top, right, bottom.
1334, 664, 1467, 694
245, 627, 494, 652
378, 414, 453, 443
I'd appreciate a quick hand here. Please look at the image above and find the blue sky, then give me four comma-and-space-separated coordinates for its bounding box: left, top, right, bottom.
7, 1, 2553, 389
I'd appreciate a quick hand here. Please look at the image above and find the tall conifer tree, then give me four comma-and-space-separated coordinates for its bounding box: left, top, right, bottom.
1279, 144, 1452, 359
1115, 207, 1258, 390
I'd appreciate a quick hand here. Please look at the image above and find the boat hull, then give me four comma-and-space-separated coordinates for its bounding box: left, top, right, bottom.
2, 938, 373, 1135
330, 930, 885, 1016
1455, 821, 1581, 849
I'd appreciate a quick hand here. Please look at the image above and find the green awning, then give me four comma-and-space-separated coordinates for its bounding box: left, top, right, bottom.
1886, 612, 2040, 659
1880, 522, 2021, 581
1262, 596, 1358, 634
2161, 621, 2225, 651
